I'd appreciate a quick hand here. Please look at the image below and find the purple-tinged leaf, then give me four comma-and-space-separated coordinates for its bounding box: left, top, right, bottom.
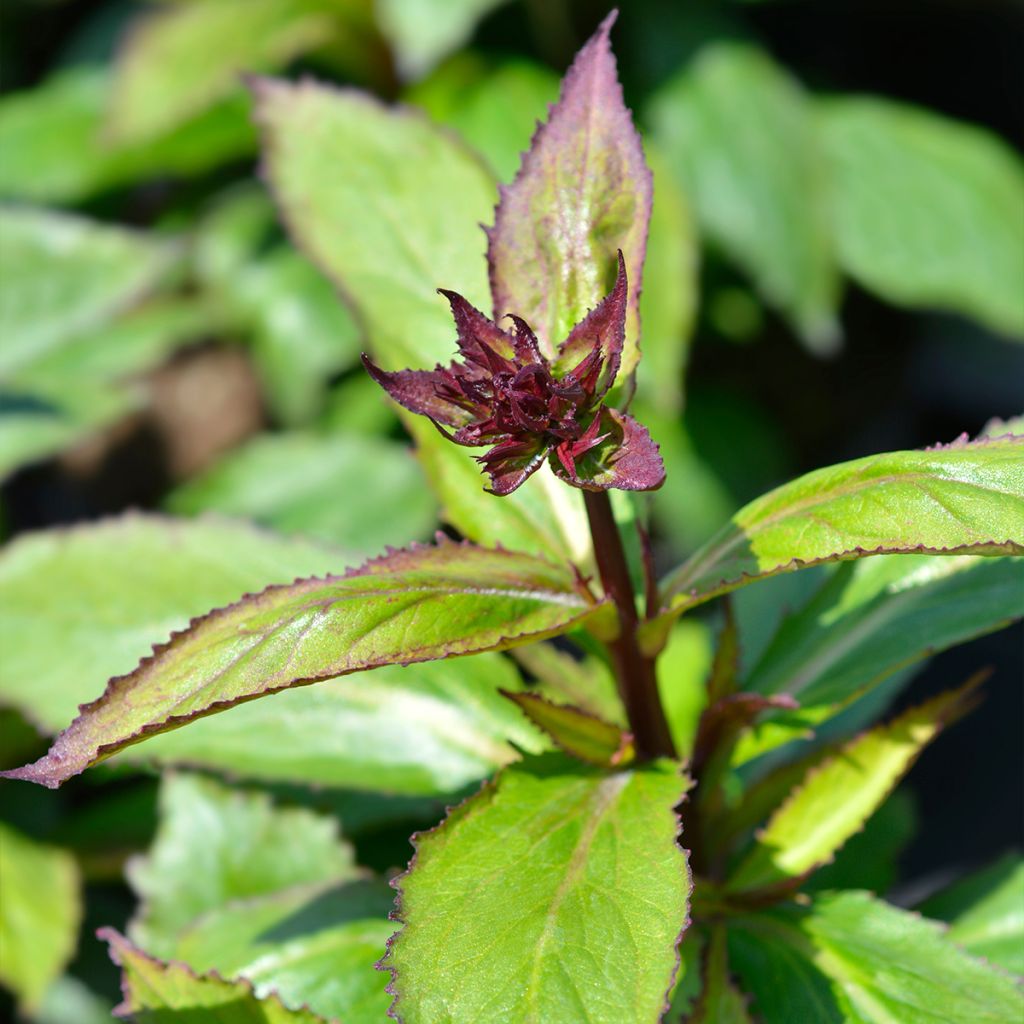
487, 10, 652, 379
551, 408, 665, 491
477, 435, 551, 495
691, 693, 798, 778
0, 540, 610, 789
501, 689, 634, 767
360, 355, 476, 428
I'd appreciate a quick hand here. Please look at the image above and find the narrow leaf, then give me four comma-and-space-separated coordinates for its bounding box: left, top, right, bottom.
382, 754, 691, 1024
501, 690, 633, 766
726, 681, 980, 894
1, 540, 606, 789
487, 11, 652, 378
651, 434, 1024, 632
102, 929, 329, 1023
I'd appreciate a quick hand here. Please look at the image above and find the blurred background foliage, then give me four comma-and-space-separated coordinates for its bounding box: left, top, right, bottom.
0, 0, 1021, 1018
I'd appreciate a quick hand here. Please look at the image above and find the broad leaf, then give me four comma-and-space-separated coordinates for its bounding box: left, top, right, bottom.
382, 754, 691, 1024
650, 435, 1024, 634
121, 654, 547, 795
0, 206, 174, 378
648, 44, 839, 350
33, 976, 112, 1024
2, 539, 605, 788
488, 12, 652, 379
501, 690, 633, 767
128, 773, 359, 958
0, 822, 80, 1011
726, 683, 978, 894
921, 854, 1024, 976
167, 432, 437, 553
730, 892, 1024, 1023
821, 97, 1024, 339
102, 929, 328, 1023
690, 927, 753, 1024
254, 75, 590, 566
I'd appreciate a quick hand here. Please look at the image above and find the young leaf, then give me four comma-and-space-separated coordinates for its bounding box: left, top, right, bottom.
102, 929, 329, 1023
725, 681, 979, 894
487, 11, 652, 379
127, 773, 359, 958
920, 854, 1024, 976
822, 97, 1024, 339
382, 754, 692, 1024
0, 822, 80, 1011
689, 927, 753, 1024
647, 44, 839, 351
650, 434, 1024, 633
501, 690, 633, 767
2, 540, 605, 788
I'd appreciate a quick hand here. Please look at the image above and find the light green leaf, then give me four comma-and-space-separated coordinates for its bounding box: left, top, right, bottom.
3, 539, 606, 788
255, 76, 590, 566
0, 205, 175, 378
651, 435, 1024, 633
102, 929, 330, 1023
128, 773, 358, 958
0, 514, 345, 733
121, 654, 547, 795
921, 855, 1024, 976
648, 44, 839, 350
726, 683, 977, 894
821, 97, 1024, 339
106, 0, 338, 144
34, 976, 113, 1024
0, 822, 80, 1011
0, 66, 254, 204
382, 754, 691, 1024
378, 0, 511, 80
166, 432, 437, 553
656, 618, 715, 758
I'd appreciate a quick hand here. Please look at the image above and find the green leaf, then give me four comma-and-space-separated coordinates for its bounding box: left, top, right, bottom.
107, 0, 339, 144
651, 435, 1024, 633
128, 773, 359, 957
821, 97, 1024, 339
0, 822, 81, 1011
726, 683, 978, 894
33, 976, 113, 1024
3, 539, 605, 788
102, 929, 330, 1023
0, 66, 254, 204
0, 514, 344, 733
690, 927, 753, 1024
501, 690, 633, 767
732, 554, 1024, 764
120, 654, 547, 795
166, 432, 437, 553
382, 754, 691, 1024
655, 618, 715, 758
487, 12, 652, 379
254, 76, 590, 566
920, 855, 1024, 976
730, 892, 1024, 1023
648, 44, 839, 350
0, 205, 175, 379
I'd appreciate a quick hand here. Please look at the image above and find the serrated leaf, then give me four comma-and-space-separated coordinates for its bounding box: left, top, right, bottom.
648, 44, 839, 350
732, 554, 1024, 764
726, 683, 978, 894
166, 432, 437, 553
920, 854, 1024, 976
650, 435, 1024, 633
254, 76, 590, 566
2, 539, 605, 788
0, 822, 80, 1011
487, 12, 652, 380
128, 773, 359, 958
382, 754, 691, 1024
690, 927, 752, 1024
501, 690, 632, 767
821, 97, 1024, 339
730, 892, 1024, 1023
0, 205, 174, 379
102, 929, 330, 1023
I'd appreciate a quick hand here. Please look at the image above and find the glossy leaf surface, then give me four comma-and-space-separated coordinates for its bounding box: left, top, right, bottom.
383, 754, 691, 1023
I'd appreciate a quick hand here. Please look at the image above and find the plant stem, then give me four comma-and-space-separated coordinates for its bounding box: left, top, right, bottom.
583, 490, 677, 761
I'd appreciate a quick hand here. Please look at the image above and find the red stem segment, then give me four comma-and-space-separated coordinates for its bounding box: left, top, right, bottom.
583, 491, 677, 761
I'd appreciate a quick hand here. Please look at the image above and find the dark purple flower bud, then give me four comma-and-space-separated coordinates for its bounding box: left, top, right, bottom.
363, 252, 665, 496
